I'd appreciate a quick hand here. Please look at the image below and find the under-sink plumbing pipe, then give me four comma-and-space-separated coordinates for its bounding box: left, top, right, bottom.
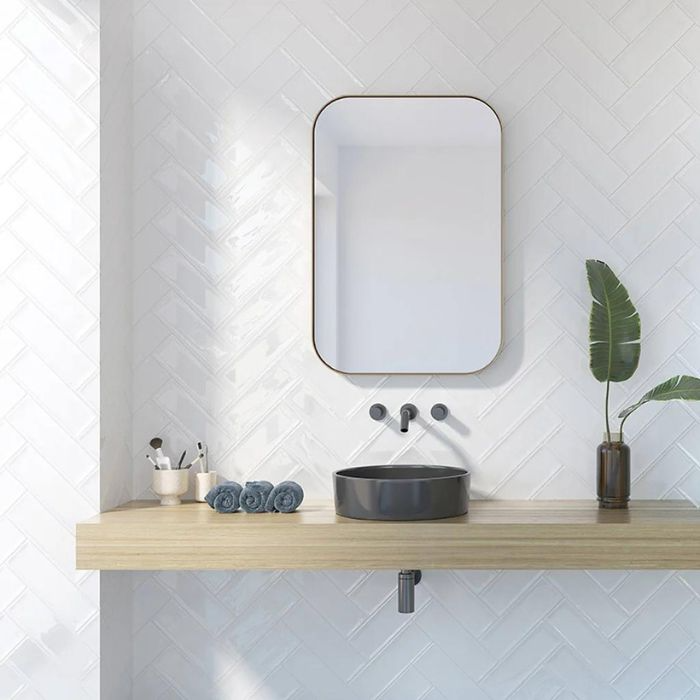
397, 570, 422, 613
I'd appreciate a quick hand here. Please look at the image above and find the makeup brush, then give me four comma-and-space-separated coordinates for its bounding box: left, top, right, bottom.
149, 437, 171, 469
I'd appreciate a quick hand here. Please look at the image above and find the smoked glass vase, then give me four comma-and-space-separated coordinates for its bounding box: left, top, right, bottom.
597, 433, 630, 509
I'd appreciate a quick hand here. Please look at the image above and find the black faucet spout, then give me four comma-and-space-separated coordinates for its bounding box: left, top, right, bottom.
400, 404, 417, 433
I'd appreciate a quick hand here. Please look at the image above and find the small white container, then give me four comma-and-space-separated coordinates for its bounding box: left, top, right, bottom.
195, 471, 217, 502
152, 470, 189, 506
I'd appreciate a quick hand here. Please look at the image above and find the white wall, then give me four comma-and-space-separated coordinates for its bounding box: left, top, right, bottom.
125, 1, 700, 697
128, 0, 700, 697
0, 1, 101, 698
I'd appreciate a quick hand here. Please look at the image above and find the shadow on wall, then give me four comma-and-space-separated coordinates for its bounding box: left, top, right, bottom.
131, 34, 526, 501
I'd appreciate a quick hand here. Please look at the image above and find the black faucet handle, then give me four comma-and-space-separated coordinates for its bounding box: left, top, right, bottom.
369, 403, 387, 421
430, 403, 449, 421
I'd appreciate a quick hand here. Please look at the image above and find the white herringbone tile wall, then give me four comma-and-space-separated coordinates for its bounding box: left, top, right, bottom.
125, 0, 700, 698
0, 1, 101, 698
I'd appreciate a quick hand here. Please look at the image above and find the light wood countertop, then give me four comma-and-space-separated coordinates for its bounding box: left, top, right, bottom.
76, 499, 700, 571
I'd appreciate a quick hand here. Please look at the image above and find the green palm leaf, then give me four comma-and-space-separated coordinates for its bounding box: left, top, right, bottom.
586, 259, 640, 383
619, 375, 700, 424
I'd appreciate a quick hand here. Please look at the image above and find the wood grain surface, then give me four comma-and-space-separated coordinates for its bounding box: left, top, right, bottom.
76, 500, 700, 571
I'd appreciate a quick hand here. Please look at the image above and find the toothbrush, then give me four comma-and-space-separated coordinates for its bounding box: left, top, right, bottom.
197, 441, 208, 473
177, 450, 187, 469
149, 437, 172, 470
146, 454, 158, 469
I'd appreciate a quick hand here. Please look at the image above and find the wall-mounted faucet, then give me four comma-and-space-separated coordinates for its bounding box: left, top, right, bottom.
400, 404, 417, 433
370, 403, 450, 432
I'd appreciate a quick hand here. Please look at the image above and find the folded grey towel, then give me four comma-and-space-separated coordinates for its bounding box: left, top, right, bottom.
265, 481, 304, 513
239, 481, 273, 513
205, 481, 242, 513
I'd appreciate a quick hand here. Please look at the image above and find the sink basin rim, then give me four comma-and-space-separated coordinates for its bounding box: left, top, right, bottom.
335, 464, 469, 482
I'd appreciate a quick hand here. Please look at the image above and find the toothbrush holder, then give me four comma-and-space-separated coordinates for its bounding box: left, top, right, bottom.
195, 471, 217, 502
152, 470, 189, 506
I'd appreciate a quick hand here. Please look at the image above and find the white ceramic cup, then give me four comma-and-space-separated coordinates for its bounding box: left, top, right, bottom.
152, 469, 189, 506
195, 471, 217, 502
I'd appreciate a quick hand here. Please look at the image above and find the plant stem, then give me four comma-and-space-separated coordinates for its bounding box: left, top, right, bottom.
604, 379, 611, 444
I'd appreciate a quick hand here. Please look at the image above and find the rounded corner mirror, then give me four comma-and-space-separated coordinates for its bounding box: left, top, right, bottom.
313, 96, 502, 375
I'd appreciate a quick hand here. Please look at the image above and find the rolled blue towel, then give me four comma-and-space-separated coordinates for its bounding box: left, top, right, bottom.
239, 481, 273, 513
265, 481, 304, 513
205, 481, 242, 513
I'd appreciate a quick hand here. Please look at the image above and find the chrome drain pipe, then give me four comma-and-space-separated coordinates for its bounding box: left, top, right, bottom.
397, 570, 422, 613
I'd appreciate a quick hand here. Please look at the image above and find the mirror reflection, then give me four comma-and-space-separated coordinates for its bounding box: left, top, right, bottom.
313, 96, 502, 374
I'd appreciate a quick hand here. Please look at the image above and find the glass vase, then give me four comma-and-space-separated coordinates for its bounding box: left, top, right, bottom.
597, 432, 630, 509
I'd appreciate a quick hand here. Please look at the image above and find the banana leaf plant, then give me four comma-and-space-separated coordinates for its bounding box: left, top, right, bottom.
586, 259, 700, 443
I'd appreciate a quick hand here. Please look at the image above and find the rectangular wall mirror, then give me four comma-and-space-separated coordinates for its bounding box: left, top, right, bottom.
313, 96, 502, 374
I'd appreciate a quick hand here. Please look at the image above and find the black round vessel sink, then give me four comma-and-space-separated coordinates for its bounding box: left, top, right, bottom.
334, 464, 470, 521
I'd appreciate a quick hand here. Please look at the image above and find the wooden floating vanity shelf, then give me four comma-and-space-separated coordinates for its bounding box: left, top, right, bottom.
76, 500, 700, 571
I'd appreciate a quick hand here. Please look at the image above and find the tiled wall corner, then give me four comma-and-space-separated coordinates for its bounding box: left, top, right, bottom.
0, 1, 101, 697
100, 1, 134, 697
100, 0, 133, 513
